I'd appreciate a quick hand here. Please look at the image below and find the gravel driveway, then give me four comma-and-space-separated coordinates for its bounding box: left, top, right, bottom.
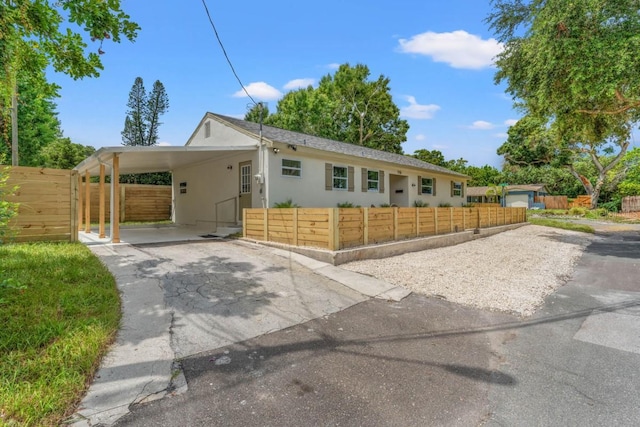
342, 225, 594, 317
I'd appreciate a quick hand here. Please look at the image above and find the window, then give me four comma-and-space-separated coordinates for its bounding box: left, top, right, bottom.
452, 182, 463, 197
204, 121, 211, 138
367, 170, 379, 192
281, 159, 301, 177
333, 166, 348, 190
421, 177, 433, 195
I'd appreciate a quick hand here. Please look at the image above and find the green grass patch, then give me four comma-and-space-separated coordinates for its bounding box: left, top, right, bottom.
528, 217, 595, 233
0, 243, 120, 426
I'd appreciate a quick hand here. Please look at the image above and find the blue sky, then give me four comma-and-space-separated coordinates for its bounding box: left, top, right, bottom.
48, 0, 519, 168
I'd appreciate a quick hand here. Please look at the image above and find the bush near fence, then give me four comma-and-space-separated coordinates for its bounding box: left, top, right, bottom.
86, 183, 172, 223
244, 206, 526, 251
2, 166, 77, 242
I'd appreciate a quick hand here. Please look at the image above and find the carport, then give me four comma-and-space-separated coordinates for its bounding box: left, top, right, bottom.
74, 145, 258, 243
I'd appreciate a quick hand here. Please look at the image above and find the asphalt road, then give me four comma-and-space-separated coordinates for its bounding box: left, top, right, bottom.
115, 225, 640, 427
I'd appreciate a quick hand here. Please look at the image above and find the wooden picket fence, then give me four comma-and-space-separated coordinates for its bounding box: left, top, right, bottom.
2, 166, 78, 242
244, 207, 527, 251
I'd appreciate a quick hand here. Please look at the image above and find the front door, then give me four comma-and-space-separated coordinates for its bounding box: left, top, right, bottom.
238, 161, 252, 219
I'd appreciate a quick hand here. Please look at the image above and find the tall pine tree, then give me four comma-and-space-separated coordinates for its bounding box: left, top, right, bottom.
121, 77, 169, 146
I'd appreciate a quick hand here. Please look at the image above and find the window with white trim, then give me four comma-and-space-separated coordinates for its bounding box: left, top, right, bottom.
333, 166, 348, 190
367, 170, 379, 192
421, 177, 433, 195
281, 159, 301, 177
452, 182, 463, 197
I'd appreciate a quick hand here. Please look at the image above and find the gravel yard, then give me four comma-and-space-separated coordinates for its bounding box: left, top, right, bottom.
341, 225, 595, 317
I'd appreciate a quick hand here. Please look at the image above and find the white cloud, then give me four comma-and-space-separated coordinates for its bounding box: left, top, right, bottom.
400, 96, 441, 119
233, 82, 282, 101
469, 120, 495, 130
157, 141, 171, 146
398, 30, 503, 69
504, 119, 518, 126
415, 134, 426, 141
283, 78, 316, 90
327, 63, 340, 70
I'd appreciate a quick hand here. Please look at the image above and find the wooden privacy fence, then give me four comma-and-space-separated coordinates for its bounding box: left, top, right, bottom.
86, 183, 172, 222
569, 195, 592, 208
535, 195, 568, 210
2, 166, 77, 242
622, 196, 640, 213
244, 207, 527, 251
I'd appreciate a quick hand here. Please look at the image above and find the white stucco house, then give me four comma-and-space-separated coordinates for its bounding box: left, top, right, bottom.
75, 112, 469, 232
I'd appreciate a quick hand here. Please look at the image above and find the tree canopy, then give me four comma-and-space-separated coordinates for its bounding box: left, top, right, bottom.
0, 0, 139, 164
262, 63, 409, 154
487, 0, 640, 207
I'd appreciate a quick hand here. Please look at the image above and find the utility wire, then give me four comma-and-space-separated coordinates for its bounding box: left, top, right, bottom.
200, 0, 257, 106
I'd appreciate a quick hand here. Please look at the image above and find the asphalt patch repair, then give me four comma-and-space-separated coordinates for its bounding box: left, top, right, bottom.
115, 294, 516, 427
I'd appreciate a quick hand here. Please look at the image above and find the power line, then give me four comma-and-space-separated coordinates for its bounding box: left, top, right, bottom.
200, 0, 257, 106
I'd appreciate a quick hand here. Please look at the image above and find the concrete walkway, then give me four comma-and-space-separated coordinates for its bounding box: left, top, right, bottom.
69, 238, 409, 426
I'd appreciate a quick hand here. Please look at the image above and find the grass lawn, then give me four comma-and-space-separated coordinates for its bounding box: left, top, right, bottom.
528, 217, 595, 233
0, 242, 120, 426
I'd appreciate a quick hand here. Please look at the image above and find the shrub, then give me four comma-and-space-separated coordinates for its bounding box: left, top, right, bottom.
568, 207, 587, 216
0, 165, 19, 244
273, 198, 300, 208
413, 200, 429, 207
438, 203, 452, 208
379, 203, 391, 207
337, 202, 359, 208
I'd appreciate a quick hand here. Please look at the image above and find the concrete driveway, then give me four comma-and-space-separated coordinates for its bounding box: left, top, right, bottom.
70, 239, 409, 426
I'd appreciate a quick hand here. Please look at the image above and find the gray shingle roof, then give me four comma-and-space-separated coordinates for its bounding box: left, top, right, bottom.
209, 113, 468, 179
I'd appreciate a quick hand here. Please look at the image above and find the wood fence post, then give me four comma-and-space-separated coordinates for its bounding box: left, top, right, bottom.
70, 172, 78, 242
477, 208, 481, 229
450, 208, 454, 233
416, 208, 420, 237
242, 208, 247, 238
263, 209, 268, 241
293, 208, 298, 246
84, 170, 91, 233
363, 207, 369, 246
99, 164, 106, 238
463, 208, 467, 230
328, 208, 339, 251
434, 208, 439, 234
77, 174, 83, 231
393, 207, 399, 240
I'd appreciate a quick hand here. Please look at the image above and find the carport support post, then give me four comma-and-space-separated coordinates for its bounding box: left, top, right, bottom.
84, 170, 91, 233
112, 154, 121, 243
77, 174, 83, 231
99, 164, 106, 238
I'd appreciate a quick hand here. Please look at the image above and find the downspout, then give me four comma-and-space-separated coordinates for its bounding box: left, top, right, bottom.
258, 103, 267, 208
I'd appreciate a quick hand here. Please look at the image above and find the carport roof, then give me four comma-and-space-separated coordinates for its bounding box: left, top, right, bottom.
73, 145, 257, 176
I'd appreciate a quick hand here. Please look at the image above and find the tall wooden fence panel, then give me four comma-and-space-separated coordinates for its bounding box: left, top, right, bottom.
88, 184, 172, 222
622, 196, 640, 213
536, 195, 568, 210
244, 206, 527, 251
3, 166, 77, 242
569, 195, 592, 208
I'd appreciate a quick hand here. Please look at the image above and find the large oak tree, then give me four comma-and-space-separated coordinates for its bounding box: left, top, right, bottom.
260, 64, 409, 154
488, 0, 639, 207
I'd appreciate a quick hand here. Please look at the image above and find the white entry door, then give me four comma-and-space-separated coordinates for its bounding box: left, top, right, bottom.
238, 161, 252, 218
